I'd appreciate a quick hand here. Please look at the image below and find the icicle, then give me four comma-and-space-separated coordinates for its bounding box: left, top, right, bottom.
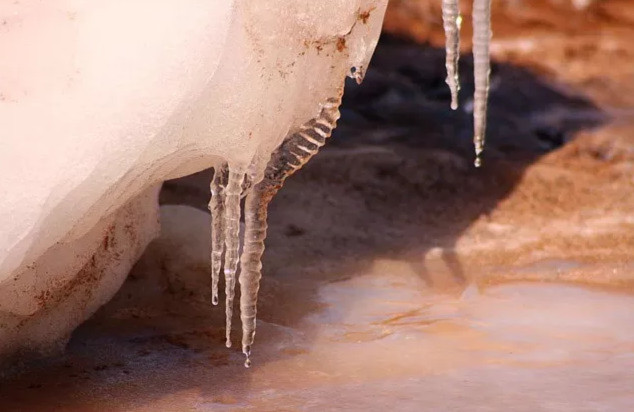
472, 0, 492, 168
223, 167, 245, 348
238, 188, 270, 368
209, 164, 228, 306
238, 96, 342, 367
442, 0, 462, 110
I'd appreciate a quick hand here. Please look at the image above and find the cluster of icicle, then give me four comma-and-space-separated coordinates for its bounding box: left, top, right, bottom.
443, 0, 491, 167
210, 1, 492, 367
209, 99, 342, 367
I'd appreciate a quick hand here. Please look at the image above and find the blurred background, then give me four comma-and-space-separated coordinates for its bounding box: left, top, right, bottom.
2, 1, 634, 410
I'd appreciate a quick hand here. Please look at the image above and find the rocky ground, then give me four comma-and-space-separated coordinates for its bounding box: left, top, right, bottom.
1, 0, 634, 410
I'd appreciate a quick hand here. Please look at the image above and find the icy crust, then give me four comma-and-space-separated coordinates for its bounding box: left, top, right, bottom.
0, 0, 387, 362
0, 186, 161, 366
0, 1, 234, 279
0, 0, 386, 277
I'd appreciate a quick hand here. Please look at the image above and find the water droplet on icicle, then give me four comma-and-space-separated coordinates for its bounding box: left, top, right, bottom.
243, 345, 252, 368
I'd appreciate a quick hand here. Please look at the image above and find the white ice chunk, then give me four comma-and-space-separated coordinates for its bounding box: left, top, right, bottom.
0, 0, 388, 363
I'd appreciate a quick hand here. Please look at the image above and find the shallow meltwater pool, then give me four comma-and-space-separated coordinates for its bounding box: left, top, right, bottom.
1, 267, 633, 411
243, 278, 634, 411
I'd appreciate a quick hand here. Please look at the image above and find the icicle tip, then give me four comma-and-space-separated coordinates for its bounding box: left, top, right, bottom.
243, 345, 252, 368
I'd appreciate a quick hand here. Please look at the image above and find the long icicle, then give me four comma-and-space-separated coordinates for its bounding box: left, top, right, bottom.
442, 0, 462, 110
472, 0, 492, 167
239, 96, 342, 367
209, 163, 228, 306
223, 167, 245, 348
238, 187, 271, 368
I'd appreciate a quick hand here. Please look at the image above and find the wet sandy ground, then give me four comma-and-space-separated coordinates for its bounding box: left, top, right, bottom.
2, 0, 634, 410
1, 205, 633, 411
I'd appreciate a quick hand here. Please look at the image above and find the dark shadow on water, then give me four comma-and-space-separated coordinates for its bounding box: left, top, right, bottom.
0, 35, 606, 409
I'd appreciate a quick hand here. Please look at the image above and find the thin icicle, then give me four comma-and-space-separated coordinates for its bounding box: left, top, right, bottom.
223, 167, 245, 348
442, 0, 462, 110
472, 0, 492, 168
209, 163, 228, 306
238, 96, 342, 367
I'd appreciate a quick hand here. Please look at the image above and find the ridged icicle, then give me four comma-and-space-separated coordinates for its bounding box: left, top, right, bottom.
442, 0, 461, 110
238, 96, 342, 367
237, 188, 270, 368
209, 164, 228, 306
223, 167, 245, 348
472, 0, 492, 167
